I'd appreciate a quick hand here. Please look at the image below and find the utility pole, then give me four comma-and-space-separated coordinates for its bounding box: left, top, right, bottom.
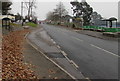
31, 6, 33, 17
21, 2, 23, 26
59, 2, 62, 25
0, 1, 2, 15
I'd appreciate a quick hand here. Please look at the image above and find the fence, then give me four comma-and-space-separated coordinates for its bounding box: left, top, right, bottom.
82, 26, 120, 32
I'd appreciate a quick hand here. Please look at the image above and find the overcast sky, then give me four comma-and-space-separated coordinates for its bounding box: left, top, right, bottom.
10, 0, 119, 20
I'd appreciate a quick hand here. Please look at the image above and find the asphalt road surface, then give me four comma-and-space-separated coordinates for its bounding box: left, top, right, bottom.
41, 24, 119, 79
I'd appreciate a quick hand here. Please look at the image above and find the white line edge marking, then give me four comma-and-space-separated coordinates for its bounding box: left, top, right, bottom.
61, 51, 67, 56
70, 60, 79, 68
26, 39, 76, 79
57, 45, 61, 49
25, 33, 76, 79
90, 44, 119, 57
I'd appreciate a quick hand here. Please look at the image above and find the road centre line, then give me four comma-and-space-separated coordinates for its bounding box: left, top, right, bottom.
90, 44, 119, 57
71, 36, 83, 42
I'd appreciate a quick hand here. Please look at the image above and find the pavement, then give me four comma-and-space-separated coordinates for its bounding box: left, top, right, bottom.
23, 39, 71, 79
75, 30, 119, 41
41, 24, 119, 79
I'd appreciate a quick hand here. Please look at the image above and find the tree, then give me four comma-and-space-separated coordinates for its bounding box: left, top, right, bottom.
91, 11, 102, 20
54, 2, 68, 22
70, 0, 93, 26
46, 11, 54, 21
54, 2, 68, 17
24, 0, 36, 20
46, 2, 68, 24
90, 11, 104, 26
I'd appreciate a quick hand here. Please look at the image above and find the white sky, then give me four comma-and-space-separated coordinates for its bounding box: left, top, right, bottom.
10, 0, 119, 20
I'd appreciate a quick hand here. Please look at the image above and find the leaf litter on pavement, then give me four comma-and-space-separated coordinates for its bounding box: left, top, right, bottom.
2, 30, 37, 79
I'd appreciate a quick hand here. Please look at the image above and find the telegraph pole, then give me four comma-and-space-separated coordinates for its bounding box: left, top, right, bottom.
21, 2, 23, 26
0, 1, 2, 15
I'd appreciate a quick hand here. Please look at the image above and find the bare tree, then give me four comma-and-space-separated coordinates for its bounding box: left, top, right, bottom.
54, 2, 68, 17
46, 11, 54, 20
47, 2, 68, 24
24, 0, 36, 19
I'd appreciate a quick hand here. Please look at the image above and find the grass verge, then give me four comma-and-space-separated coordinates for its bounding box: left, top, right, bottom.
25, 22, 37, 27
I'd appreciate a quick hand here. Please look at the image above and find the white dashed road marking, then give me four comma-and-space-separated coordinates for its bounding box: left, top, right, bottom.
72, 37, 83, 42
90, 44, 119, 57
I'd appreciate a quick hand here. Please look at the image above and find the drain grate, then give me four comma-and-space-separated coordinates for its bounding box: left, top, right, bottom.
45, 52, 65, 58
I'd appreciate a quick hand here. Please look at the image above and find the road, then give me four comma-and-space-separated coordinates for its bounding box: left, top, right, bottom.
41, 24, 119, 79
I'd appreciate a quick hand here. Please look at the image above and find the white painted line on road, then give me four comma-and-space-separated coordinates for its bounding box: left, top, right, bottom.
85, 77, 91, 81
64, 56, 72, 62
57, 45, 61, 49
61, 51, 80, 71
53, 41, 56, 44
60, 44, 80, 70
61, 51, 67, 56
70, 60, 79, 68
71, 36, 83, 42
51, 39, 54, 42
90, 44, 120, 57
51, 38, 57, 44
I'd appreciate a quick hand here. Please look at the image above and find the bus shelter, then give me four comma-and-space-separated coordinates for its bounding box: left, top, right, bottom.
2, 17, 11, 30
102, 17, 117, 28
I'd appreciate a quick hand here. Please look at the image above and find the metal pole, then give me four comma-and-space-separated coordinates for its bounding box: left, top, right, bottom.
21, 2, 23, 26
106, 21, 107, 27
21, 2, 23, 20
0, 1, 2, 15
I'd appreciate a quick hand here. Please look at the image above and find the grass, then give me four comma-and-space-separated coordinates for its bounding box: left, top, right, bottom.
25, 22, 37, 27
10, 23, 21, 27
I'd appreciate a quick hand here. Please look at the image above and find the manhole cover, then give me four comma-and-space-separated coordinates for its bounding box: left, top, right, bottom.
45, 52, 65, 58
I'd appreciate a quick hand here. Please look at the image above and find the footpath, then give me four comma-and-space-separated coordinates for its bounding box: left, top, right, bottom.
75, 30, 119, 41
23, 38, 71, 79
